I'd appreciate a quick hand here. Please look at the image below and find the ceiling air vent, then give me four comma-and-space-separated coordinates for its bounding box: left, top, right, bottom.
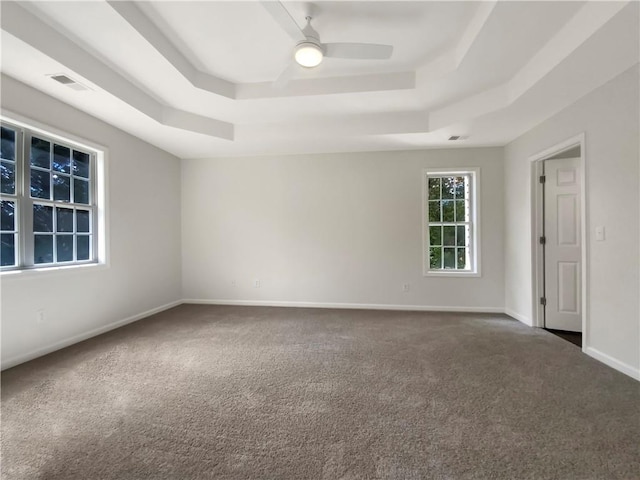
448, 135, 461, 141
48, 74, 89, 91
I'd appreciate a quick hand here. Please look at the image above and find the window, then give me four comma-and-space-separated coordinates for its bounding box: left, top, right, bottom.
1, 120, 101, 271
424, 169, 479, 275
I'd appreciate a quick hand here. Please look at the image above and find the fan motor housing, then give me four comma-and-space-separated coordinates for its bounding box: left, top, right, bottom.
294, 41, 324, 67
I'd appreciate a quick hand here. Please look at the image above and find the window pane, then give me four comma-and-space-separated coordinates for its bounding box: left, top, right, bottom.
33, 204, 53, 232
34, 235, 53, 264
456, 226, 466, 247
457, 248, 467, 269
1, 127, 15, 161
428, 177, 441, 200
429, 247, 442, 269
1, 161, 15, 194
76, 210, 90, 233
31, 169, 51, 199
429, 226, 442, 246
53, 174, 71, 202
77, 235, 90, 260
73, 151, 90, 178
1, 200, 15, 231
31, 137, 50, 168
74, 178, 89, 204
442, 200, 454, 222
428, 201, 441, 222
1, 233, 15, 266
443, 247, 456, 269
53, 144, 71, 173
443, 226, 456, 246
455, 200, 466, 222
426, 172, 473, 274
56, 235, 74, 262
56, 208, 74, 232
441, 177, 455, 199
453, 177, 466, 199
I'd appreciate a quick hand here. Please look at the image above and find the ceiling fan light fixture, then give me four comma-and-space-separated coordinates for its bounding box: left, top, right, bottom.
294, 42, 323, 68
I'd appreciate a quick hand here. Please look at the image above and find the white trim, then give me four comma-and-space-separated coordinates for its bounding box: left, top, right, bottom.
96, 148, 110, 267
528, 135, 584, 163
0, 262, 108, 280
0, 300, 182, 370
0, 299, 505, 369
529, 133, 586, 341
579, 135, 588, 348
584, 347, 640, 381
504, 308, 532, 326
424, 271, 481, 278
422, 167, 481, 276
531, 159, 545, 328
0, 110, 111, 271
183, 299, 504, 313
6, 297, 638, 382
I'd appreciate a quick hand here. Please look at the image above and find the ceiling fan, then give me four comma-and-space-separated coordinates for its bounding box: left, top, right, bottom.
261, 1, 394, 87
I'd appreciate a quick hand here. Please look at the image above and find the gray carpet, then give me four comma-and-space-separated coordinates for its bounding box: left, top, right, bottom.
2, 305, 639, 479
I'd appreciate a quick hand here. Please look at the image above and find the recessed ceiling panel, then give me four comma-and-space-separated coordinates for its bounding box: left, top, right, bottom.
1, 0, 637, 158
137, 1, 477, 82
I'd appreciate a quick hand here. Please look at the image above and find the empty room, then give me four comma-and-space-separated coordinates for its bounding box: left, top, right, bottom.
1, 1, 639, 479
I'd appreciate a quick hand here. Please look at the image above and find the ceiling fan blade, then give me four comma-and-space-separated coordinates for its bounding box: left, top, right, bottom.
323, 43, 393, 60
260, 1, 306, 43
273, 62, 297, 89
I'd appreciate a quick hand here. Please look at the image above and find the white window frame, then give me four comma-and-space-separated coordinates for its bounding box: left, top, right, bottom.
0, 113, 108, 276
423, 168, 481, 277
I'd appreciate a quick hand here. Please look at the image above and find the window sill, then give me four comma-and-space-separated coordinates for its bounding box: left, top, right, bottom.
424, 270, 481, 278
0, 262, 108, 280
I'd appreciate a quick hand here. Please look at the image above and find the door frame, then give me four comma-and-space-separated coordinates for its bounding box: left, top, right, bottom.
529, 133, 587, 350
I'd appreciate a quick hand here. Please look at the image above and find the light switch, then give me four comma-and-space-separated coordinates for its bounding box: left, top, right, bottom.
595, 226, 605, 241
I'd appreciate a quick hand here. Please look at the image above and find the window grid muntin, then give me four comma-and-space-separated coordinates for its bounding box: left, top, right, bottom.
0, 125, 22, 267
28, 133, 91, 205
1, 125, 18, 196
1, 199, 18, 267
427, 174, 473, 271
1, 121, 97, 271
32, 202, 94, 265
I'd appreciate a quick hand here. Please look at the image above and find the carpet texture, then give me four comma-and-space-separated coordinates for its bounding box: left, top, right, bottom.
2, 305, 639, 479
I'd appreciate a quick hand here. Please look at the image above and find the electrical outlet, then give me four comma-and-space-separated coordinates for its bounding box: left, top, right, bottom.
254, 279, 260, 288
36, 309, 45, 324
402, 283, 410, 293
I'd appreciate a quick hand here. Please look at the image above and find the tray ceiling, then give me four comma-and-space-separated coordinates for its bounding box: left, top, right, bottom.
1, 1, 638, 158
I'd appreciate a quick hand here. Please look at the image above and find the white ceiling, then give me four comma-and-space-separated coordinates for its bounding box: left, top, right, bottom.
1, 1, 638, 159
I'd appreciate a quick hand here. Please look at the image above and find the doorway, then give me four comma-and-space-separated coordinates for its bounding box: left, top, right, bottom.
531, 135, 586, 349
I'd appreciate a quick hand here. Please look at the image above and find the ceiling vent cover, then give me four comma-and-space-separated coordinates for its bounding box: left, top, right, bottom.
448, 135, 461, 141
51, 74, 74, 84
49, 74, 89, 91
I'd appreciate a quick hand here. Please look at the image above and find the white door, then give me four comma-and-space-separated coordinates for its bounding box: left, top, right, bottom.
544, 157, 582, 332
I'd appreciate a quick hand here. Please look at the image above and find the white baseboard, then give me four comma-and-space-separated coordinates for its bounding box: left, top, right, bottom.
183, 298, 505, 314
1, 300, 183, 371
6, 298, 637, 382
504, 308, 532, 326
584, 346, 640, 381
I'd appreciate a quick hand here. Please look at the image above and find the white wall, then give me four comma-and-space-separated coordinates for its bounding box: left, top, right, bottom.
3, 65, 636, 380
182, 148, 504, 310
504, 65, 640, 378
0, 75, 182, 368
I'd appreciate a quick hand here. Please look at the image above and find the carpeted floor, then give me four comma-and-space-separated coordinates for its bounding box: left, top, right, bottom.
1, 305, 639, 479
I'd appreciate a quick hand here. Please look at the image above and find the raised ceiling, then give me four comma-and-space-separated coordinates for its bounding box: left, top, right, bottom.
1, 1, 638, 158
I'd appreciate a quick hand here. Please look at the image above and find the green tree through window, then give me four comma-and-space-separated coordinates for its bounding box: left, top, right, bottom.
426, 172, 475, 273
